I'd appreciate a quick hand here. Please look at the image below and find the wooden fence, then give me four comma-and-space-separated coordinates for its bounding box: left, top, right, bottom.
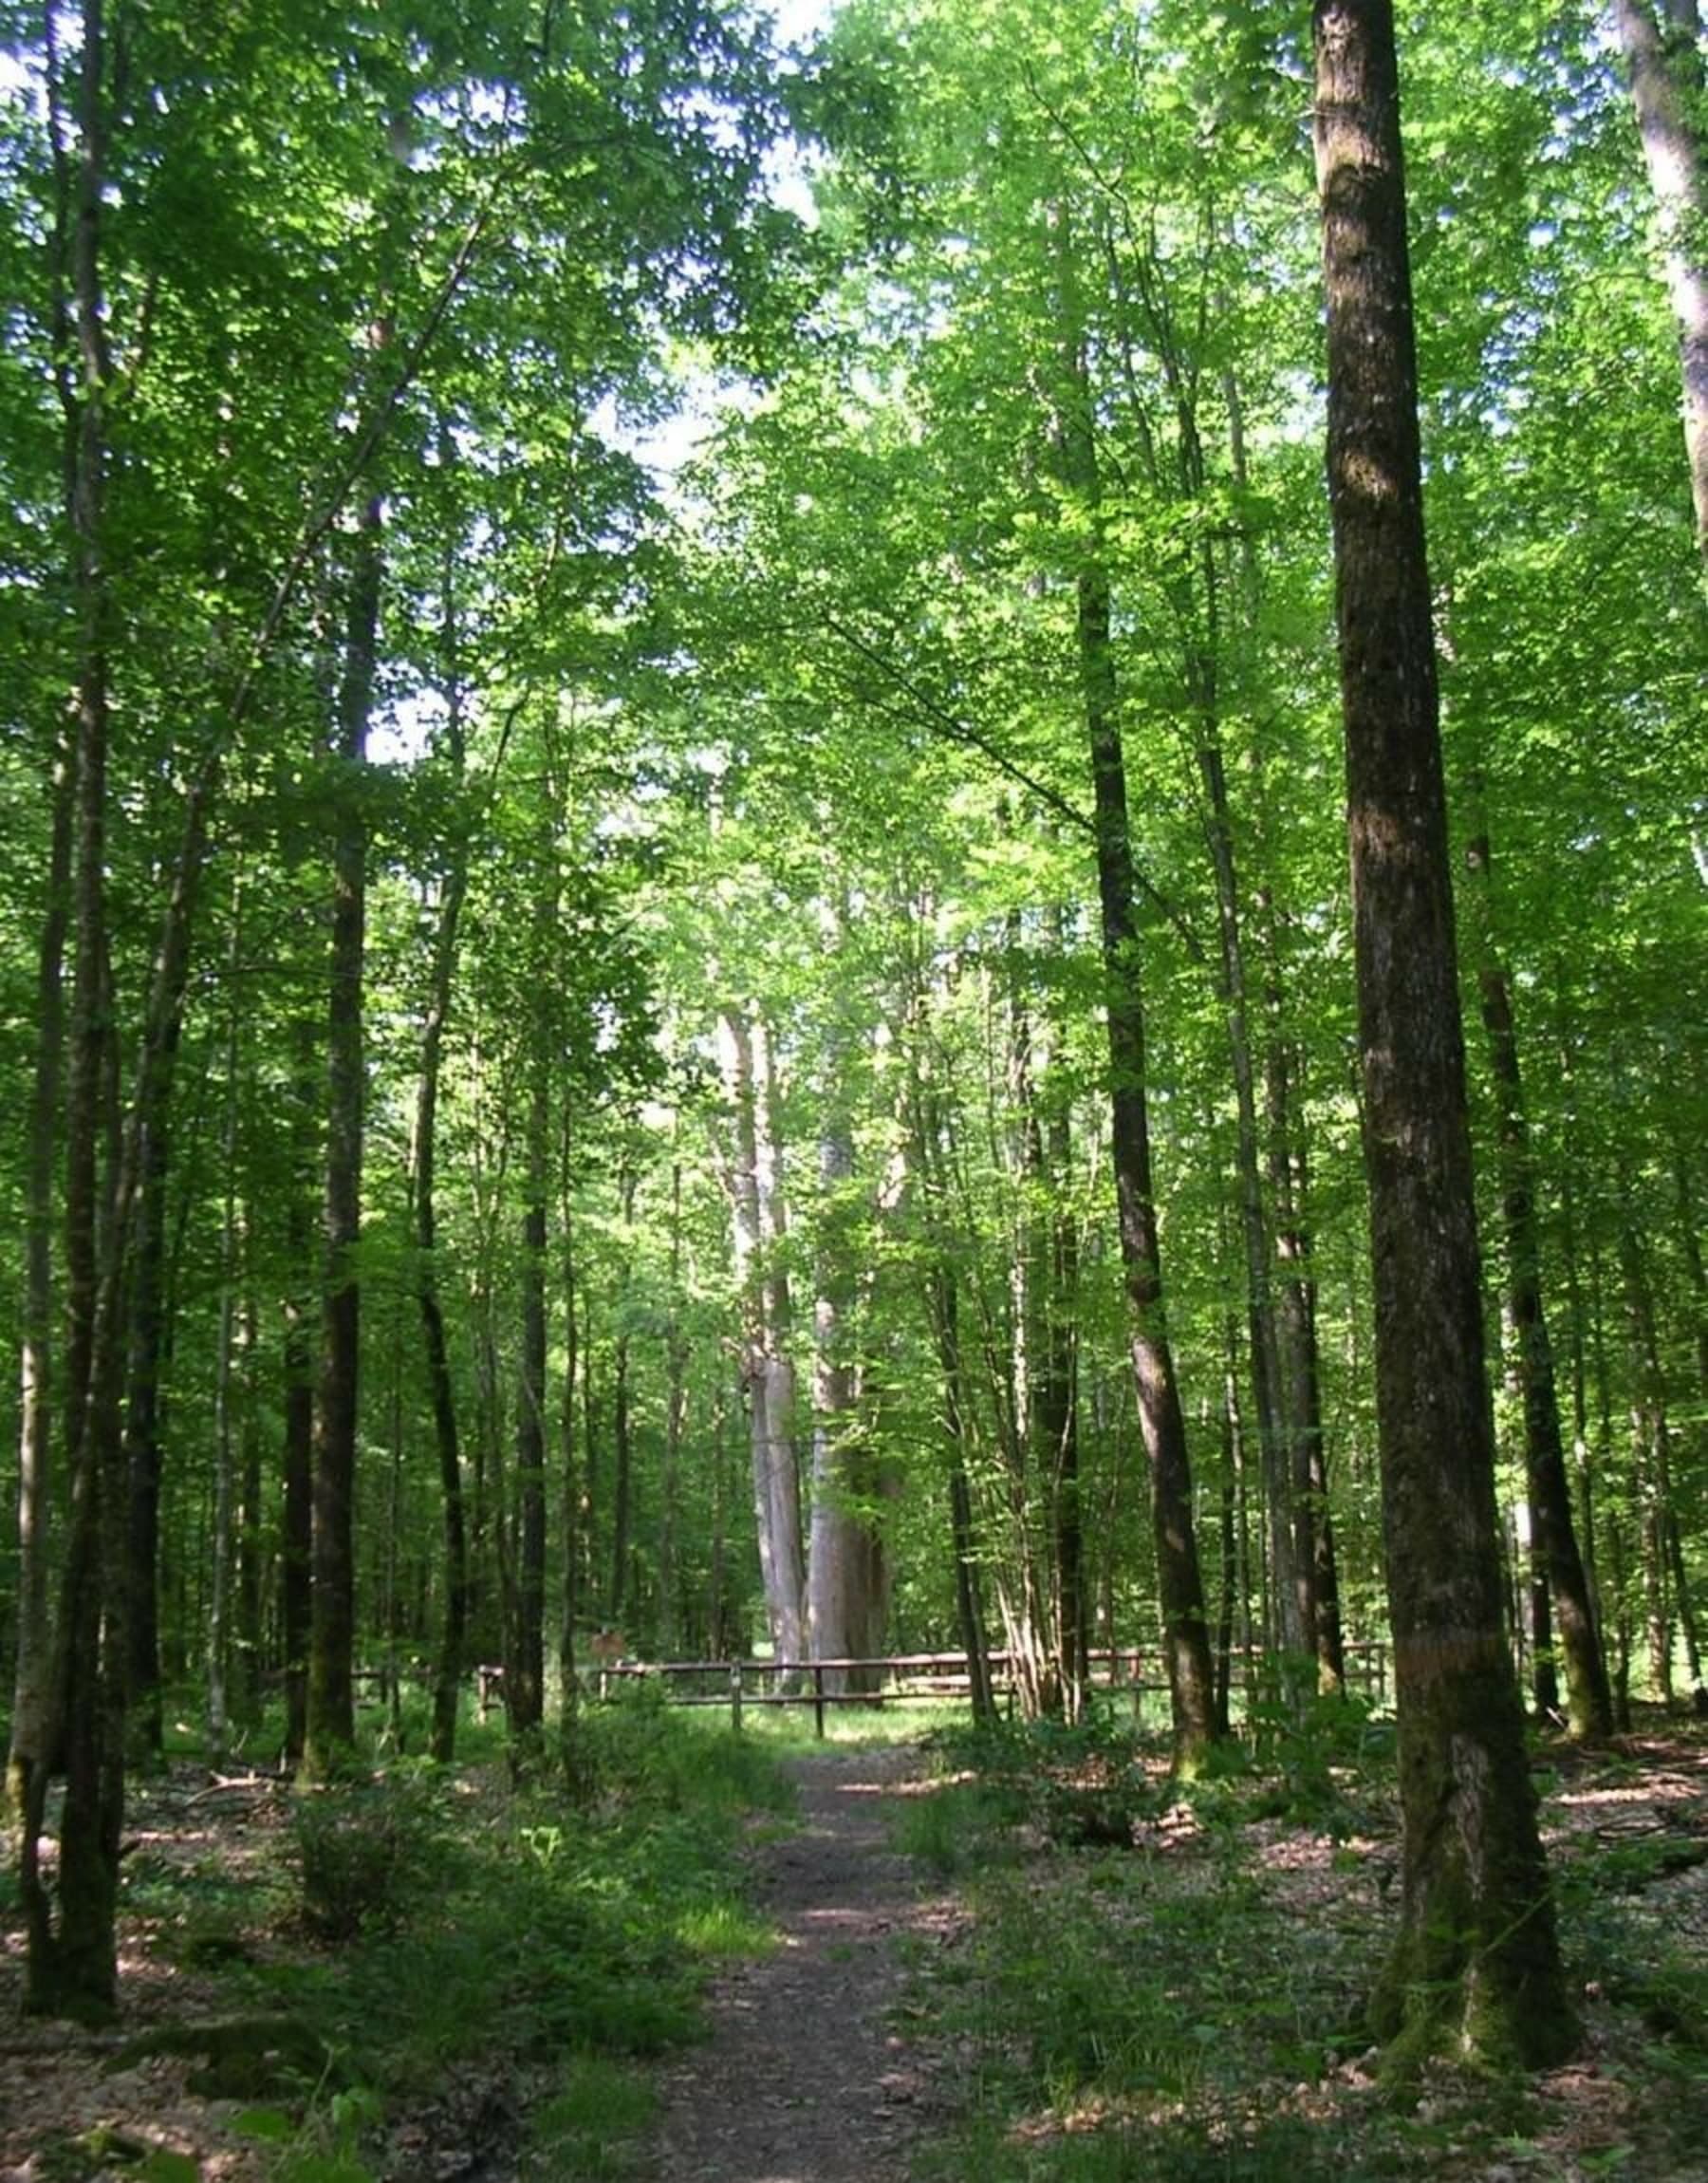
522, 1642, 1391, 1737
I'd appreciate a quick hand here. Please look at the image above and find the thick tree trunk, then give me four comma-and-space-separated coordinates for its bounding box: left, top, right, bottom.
718, 1002, 807, 1667
1614, 0, 1708, 565
306, 491, 382, 1775
1315, 0, 1573, 2068
22, 0, 125, 2023
808, 1111, 886, 1691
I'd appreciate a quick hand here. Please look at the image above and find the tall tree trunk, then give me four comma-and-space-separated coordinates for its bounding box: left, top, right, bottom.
6, 718, 73, 1837
659, 1162, 687, 1661
558, 1195, 583, 1779
1621, 1218, 1682, 1702
120, 1013, 181, 1771
22, 0, 129, 2021
806, 1023, 893, 1697
609, 1323, 633, 1627
415, 847, 470, 1761
1614, 0, 1708, 565
930, 1256, 996, 1729
1193, 697, 1304, 1669
1263, 1006, 1345, 1693
281, 1033, 318, 1767
1042, 1097, 1085, 1720
1464, 832, 1612, 1739
306, 489, 382, 1775
1055, 301, 1216, 1769
510, 1033, 550, 1737
717, 1001, 806, 1667
414, 549, 473, 1763
207, 899, 246, 1767
607, 1167, 636, 1630
1315, 0, 1572, 2067
234, 1280, 264, 1725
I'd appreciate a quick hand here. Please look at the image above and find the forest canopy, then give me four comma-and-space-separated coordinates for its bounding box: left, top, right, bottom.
0, 0, 1703, 2044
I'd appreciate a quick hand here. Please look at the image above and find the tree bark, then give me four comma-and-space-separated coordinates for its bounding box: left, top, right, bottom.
281, 1038, 318, 1768
1315, 0, 1573, 2067
1464, 832, 1613, 1739
1054, 312, 1216, 1768
7, 719, 74, 1838
718, 1002, 807, 1668
1614, 0, 1708, 566
510, 1029, 550, 1737
414, 845, 470, 1761
20, 0, 126, 2023
306, 489, 382, 1775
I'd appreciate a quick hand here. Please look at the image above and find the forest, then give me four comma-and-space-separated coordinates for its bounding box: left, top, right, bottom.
0, 0, 1705, 2172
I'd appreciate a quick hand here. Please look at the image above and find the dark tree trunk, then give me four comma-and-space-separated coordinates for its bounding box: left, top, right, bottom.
235, 1281, 265, 1723
1314, 0, 1572, 2068
608, 1170, 636, 1630
1061, 368, 1216, 1767
22, 0, 124, 2024
1043, 1104, 1086, 1718
1261, 947, 1344, 1692
7, 718, 73, 1833
934, 1266, 996, 1729
1045, 210, 1216, 1761
306, 491, 382, 1775
121, 1062, 173, 1765
414, 833, 470, 1763
282, 1087, 317, 1768
510, 1026, 549, 1737
1465, 832, 1612, 1740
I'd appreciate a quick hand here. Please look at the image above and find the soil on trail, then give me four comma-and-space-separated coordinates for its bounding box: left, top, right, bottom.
646, 1742, 952, 2183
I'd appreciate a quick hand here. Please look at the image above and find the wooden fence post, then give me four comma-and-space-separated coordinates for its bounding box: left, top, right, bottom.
730, 1662, 743, 1735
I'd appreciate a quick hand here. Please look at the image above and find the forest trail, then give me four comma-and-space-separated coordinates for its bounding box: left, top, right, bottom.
646, 1741, 954, 2183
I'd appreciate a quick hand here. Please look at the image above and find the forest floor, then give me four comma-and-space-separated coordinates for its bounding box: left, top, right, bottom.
644, 1741, 957, 2181
0, 1707, 1704, 2180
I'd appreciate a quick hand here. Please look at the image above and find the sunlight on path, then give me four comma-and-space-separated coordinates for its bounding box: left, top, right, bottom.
647, 1745, 953, 2183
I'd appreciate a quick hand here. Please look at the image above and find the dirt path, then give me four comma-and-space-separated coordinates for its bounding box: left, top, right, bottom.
646, 1743, 952, 2183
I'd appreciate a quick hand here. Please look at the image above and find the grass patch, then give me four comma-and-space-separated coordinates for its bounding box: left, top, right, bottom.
900, 1709, 1708, 2180
526, 2052, 657, 2179
83, 1694, 794, 2181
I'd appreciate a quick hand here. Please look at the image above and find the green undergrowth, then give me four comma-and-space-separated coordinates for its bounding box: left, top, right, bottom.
899, 1706, 1708, 2180
116, 1687, 793, 2181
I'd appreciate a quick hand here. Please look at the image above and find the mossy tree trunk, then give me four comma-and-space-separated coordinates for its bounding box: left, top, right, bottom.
1314, 0, 1574, 2070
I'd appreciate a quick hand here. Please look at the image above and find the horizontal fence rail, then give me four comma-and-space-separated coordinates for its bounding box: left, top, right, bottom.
467, 1642, 1392, 1738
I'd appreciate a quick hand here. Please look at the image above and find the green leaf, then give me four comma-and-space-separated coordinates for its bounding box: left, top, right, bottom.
139, 2154, 201, 2183
232, 2107, 296, 2145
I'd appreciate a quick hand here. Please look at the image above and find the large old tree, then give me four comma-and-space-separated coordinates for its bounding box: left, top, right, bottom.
1313, 0, 1575, 2067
